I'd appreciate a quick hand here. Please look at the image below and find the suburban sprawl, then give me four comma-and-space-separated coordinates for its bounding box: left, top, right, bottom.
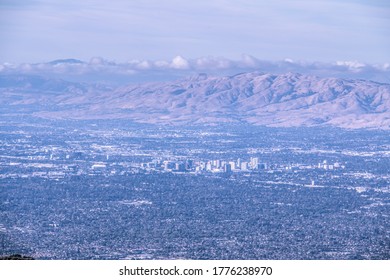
1, 118, 389, 259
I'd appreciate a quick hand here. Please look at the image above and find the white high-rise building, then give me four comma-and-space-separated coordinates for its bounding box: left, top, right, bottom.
229, 161, 236, 170
250, 157, 259, 169
241, 162, 249, 170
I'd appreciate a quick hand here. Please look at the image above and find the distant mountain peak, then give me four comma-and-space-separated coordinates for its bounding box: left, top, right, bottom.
48, 59, 85, 65
190, 73, 208, 81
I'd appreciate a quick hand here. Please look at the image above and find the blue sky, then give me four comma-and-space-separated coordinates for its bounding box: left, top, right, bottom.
1, 0, 389, 64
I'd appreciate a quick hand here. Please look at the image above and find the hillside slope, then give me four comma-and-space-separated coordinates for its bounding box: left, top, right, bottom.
1, 72, 389, 129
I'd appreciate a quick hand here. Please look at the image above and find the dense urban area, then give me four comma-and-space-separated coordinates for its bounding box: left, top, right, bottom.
1, 117, 389, 259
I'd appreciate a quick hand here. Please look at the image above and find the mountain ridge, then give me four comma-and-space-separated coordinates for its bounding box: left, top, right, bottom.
1, 71, 389, 129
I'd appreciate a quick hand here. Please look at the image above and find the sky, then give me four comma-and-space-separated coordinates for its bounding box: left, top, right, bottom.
0, 0, 389, 83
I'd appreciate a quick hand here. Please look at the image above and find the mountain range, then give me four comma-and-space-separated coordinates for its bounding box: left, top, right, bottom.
1, 71, 389, 129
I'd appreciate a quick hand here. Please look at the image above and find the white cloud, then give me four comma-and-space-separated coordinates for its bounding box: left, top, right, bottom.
1, 55, 389, 84
240, 54, 259, 68
154, 60, 170, 68
336, 60, 366, 71
136, 60, 151, 70
89, 57, 106, 65
194, 56, 231, 69
170, 56, 190, 69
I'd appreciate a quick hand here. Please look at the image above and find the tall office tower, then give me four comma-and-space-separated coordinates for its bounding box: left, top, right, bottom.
185, 159, 194, 170
224, 163, 232, 173
250, 157, 259, 169
164, 161, 175, 170
241, 162, 249, 170
259, 163, 267, 170
175, 162, 186, 172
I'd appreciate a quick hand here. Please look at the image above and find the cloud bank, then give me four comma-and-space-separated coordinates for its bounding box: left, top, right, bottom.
1, 55, 389, 85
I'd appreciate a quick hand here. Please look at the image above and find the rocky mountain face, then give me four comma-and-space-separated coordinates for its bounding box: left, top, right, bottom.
1, 72, 389, 129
